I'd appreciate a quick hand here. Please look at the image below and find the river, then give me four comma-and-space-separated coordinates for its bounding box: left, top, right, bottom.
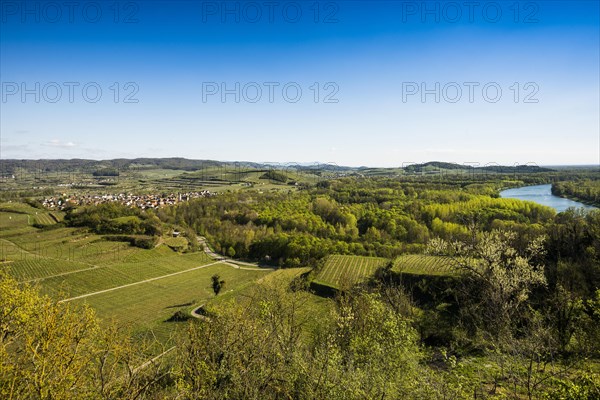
499, 184, 597, 213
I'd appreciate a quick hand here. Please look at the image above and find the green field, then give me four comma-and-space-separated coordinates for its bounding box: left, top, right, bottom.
0, 201, 453, 349
206, 266, 334, 341
392, 254, 456, 276
313, 255, 389, 289
0, 211, 31, 232
164, 236, 188, 250
0, 202, 276, 342
313, 254, 457, 290
0, 202, 43, 214
72, 263, 270, 339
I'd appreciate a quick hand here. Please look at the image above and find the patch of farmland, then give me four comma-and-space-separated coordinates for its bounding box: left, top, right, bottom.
392, 254, 456, 276
73, 263, 270, 334
313, 255, 389, 289
0, 202, 41, 215
41, 251, 214, 298
4, 258, 95, 282
34, 213, 57, 226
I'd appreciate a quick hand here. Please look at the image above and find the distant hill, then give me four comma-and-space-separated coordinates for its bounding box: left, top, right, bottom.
0, 158, 556, 176
479, 165, 554, 173
401, 162, 554, 174
0, 158, 225, 173
405, 161, 466, 171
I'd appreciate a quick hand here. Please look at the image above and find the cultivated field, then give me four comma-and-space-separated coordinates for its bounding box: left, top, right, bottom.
313, 255, 389, 289
392, 254, 456, 276
71, 262, 270, 340
0, 203, 275, 342
313, 253, 457, 290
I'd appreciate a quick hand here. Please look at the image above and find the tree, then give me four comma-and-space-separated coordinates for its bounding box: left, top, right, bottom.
226, 246, 236, 258
175, 281, 431, 400
428, 230, 547, 343
426, 232, 571, 398
211, 274, 225, 295
0, 272, 166, 399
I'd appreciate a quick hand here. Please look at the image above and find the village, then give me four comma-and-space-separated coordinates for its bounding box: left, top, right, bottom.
42, 190, 215, 210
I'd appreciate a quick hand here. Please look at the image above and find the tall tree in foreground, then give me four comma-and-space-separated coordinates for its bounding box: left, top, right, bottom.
428, 230, 547, 343
426, 231, 598, 399
0, 272, 167, 400
174, 280, 462, 399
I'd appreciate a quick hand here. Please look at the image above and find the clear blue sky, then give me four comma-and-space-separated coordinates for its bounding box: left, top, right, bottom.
1, 0, 598, 167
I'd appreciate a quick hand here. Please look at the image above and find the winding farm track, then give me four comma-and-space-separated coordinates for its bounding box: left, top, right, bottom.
58, 237, 273, 303
132, 346, 177, 375
59, 260, 225, 302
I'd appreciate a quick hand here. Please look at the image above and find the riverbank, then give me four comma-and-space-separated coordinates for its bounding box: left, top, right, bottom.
551, 182, 600, 208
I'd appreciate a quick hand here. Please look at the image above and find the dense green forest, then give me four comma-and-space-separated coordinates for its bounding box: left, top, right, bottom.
156, 178, 554, 266
553, 180, 600, 207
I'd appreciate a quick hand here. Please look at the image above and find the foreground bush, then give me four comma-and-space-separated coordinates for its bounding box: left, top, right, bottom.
0, 273, 167, 400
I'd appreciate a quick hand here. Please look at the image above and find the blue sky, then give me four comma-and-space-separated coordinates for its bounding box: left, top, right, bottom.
1, 0, 598, 167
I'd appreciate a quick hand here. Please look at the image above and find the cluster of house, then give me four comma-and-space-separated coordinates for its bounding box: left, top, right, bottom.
42, 191, 215, 210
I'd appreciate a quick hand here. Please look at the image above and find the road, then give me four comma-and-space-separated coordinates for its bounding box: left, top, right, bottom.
197, 236, 267, 267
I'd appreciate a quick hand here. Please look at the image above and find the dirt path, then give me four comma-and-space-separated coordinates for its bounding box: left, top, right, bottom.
223, 261, 272, 271
132, 346, 177, 374
59, 260, 273, 303
197, 236, 269, 268
58, 260, 226, 302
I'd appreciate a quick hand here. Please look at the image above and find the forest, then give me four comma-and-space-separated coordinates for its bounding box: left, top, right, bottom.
156, 178, 556, 265
552, 180, 600, 207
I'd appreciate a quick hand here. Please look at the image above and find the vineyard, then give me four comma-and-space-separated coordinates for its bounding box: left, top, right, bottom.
392, 254, 456, 276
0, 202, 276, 342
0, 212, 31, 232
1, 227, 137, 267
75, 263, 270, 340
34, 212, 58, 226
4, 258, 94, 282
314, 255, 389, 289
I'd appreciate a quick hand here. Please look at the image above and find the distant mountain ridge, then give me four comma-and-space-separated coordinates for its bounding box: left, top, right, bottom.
406, 161, 554, 173
0, 158, 555, 174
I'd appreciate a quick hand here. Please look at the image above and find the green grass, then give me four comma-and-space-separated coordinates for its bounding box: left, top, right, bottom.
74, 263, 271, 341
34, 213, 57, 226
38, 251, 214, 298
49, 211, 65, 222
3, 258, 96, 282
0, 211, 31, 231
206, 266, 334, 343
313, 255, 389, 289
0, 201, 326, 345
164, 236, 188, 249
312, 254, 456, 290
0, 205, 61, 242
0, 202, 42, 214
3, 227, 137, 265
392, 254, 456, 276
0, 202, 279, 344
